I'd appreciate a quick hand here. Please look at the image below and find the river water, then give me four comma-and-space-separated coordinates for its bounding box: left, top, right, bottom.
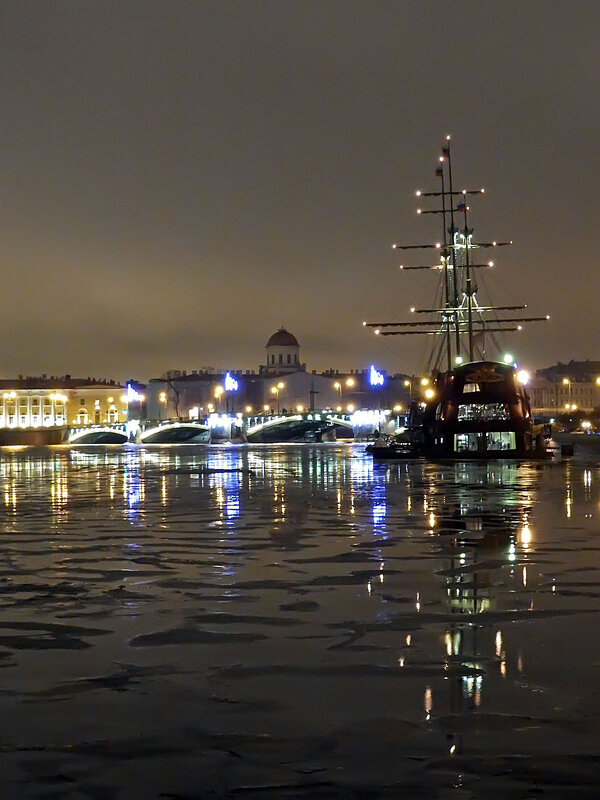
0, 443, 599, 798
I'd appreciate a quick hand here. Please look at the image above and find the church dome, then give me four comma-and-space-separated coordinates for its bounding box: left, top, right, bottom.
266, 328, 299, 348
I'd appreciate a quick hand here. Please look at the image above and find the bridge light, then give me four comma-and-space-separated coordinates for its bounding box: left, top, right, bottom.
336, 405, 342, 412
296, 404, 304, 412
245, 405, 253, 413
270, 386, 277, 395
425, 388, 435, 400
393, 404, 403, 412
346, 377, 355, 387
420, 377, 429, 386
347, 404, 355, 412
263, 404, 270, 411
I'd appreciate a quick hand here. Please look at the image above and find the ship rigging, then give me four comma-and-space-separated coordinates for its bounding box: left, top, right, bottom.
363, 136, 550, 374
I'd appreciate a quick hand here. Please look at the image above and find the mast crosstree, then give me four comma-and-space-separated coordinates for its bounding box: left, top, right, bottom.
363, 136, 550, 374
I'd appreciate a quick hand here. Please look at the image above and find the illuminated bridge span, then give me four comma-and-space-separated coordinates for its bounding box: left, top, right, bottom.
67, 410, 388, 445
245, 413, 353, 443
139, 422, 210, 444
69, 425, 130, 444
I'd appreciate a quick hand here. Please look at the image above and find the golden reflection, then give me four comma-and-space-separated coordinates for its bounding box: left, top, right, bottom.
4, 480, 16, 510
161, 474, 167, 506
519, 524, 532, 547
50, 476, 68, 513
424, 686, 432, 720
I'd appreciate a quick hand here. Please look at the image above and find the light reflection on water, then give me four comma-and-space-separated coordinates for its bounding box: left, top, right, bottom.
0, 443, 598, 797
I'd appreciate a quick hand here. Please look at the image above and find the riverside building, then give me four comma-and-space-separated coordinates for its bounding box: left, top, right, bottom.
145, 328, 414, 421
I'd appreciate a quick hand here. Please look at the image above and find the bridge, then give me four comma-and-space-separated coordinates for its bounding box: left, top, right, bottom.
245, 412, 353, 443
67, 409, 390, 445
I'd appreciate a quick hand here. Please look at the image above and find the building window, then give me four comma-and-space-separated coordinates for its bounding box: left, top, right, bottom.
80, 398, 85, 406
457, 403, 509, 421
287, 354, 291, 364
279, 354, 283, 364
486, 432, 516, 451
94, 410, 101, 424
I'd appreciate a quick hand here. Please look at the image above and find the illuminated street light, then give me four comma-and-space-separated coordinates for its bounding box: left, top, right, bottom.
214, 385, 224, 410
159, 391, 167, 420
270, 382, 285, 413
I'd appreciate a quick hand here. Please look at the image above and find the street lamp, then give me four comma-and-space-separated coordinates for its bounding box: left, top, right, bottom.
159, 391, 167, 420
214, 385, 224, 410
271, 381, 285, 414
562, 377, 572, 407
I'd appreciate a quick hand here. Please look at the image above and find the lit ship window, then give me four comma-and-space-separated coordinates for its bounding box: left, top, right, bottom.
457, 403, 509, 421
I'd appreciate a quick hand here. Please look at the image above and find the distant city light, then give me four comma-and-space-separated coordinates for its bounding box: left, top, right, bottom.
369, 365, 384, 386
126, 384, 144, 403
224, 372, 239, 392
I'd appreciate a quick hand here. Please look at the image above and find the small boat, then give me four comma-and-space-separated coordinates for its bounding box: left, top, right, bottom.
364, 137, 551, 460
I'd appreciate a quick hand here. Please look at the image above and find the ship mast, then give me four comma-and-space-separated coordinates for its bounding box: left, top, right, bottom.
363, 137, 550, 373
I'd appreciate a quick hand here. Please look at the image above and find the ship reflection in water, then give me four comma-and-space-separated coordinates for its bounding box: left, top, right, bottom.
0, 444, 599, 797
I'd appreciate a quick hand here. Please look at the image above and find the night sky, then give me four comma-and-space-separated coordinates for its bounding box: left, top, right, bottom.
2, 1, 598, 381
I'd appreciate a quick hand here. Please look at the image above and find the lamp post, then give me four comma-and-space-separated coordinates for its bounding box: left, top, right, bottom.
404, 378, 412, 401
271, 381, 285, 414
159, 391, 167, 420
334, 377, 356, 408
214, 385, 224, 411
562, 377, 571, 410
334, 381, 342, 404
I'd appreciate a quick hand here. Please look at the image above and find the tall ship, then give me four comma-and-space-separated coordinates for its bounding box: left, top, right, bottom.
364, 137, 550, 460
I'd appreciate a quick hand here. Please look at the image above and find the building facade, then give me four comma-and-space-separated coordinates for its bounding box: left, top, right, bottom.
529, 361, 600, 414
0, 377, 127, 430
145, 328, 416, 421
